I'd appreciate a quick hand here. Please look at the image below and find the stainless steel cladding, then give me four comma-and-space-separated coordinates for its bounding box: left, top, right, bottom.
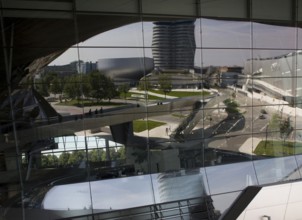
97, 57, 154, 80
152, 20, 196, 71
243, 51, 302, 99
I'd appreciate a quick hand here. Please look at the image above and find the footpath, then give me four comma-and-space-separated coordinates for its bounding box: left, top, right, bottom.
129, 88, 215, 100
236, 87, 301, 154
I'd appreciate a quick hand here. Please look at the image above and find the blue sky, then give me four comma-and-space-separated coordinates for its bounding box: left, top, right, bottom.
50, 19, 301, 67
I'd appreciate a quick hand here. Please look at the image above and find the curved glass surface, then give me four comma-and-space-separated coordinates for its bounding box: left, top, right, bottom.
1, 1, 302, 220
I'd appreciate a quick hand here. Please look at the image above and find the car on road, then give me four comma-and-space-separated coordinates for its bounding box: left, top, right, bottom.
259, 114, 266, 119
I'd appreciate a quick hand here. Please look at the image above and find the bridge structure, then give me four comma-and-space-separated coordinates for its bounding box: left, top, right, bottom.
0, 93, 226, 184
1, 94, 220, 152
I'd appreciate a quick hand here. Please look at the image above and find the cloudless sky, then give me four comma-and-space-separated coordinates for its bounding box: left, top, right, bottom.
50, 18, 300, 67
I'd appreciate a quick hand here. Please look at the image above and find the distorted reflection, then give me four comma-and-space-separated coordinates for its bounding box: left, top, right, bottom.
1, 12, 302, 220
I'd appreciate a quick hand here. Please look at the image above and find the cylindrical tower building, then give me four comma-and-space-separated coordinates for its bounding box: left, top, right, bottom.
152, 20, 196, 71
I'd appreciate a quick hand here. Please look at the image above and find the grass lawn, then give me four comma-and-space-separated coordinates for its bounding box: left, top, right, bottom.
56, 99, 123, 107
119, 92, 140, 99
254, 140, 302, 156
133, 120, 166, 133
149, 90, 210, 98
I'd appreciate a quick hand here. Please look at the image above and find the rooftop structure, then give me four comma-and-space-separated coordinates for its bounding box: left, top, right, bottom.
243, 51, 302, 106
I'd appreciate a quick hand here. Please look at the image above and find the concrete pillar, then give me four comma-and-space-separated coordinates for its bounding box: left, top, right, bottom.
105, 139, 111, 161
0, 153, 6, 171
4, 151, 23, 199
4, 151, 20, 171
31, 152, 42, 169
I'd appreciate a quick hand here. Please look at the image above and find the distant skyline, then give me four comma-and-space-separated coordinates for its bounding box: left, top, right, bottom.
50, 19, 301, 67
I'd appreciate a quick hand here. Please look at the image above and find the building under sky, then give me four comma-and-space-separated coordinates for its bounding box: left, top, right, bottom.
152, 20, 196, 71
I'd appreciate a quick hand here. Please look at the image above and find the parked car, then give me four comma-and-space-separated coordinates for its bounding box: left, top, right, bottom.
259, 114, 266, 119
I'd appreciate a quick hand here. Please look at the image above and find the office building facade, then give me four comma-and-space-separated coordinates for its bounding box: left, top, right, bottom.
152, 20, 196, 71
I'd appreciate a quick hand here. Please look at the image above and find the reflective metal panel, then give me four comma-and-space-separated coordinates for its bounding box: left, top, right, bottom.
205, 161, 257, 195
253, 156, 300, 184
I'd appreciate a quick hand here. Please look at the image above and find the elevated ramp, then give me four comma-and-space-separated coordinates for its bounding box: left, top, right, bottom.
1, 96, 203, 150
170, 94, 227, 142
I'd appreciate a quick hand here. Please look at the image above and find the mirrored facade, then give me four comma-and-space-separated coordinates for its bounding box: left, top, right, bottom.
1, 1, 302, 219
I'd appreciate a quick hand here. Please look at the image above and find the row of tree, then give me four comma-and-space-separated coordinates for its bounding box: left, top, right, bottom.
35, 71, 119, 102
268, 113, 293, 141
223, 98, 240, 116
40, 148, 125, 168
137, 75, 172, 97
36, 71, 174, 102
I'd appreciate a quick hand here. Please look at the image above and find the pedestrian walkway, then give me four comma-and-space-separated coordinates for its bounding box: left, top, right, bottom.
239, 137, 262, 155
130, 88, 177, 99
135, 123, 178, 139
129, 88, 215, 100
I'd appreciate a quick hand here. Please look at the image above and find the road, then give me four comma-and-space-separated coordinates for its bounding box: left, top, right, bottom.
143, 89, 277, 154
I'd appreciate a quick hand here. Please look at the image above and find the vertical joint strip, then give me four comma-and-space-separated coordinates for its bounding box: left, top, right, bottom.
0, 1, 10, 83
1, 6, 25, 219
138, 0, 142, 17
195, 0, 201, 18
246, 0, 251, 20
291, 0, 297, 27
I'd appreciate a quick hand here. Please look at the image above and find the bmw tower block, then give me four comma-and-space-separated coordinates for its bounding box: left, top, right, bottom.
152, 20, 196, 71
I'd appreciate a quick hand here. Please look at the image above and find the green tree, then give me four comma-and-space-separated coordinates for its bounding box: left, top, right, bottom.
59, 152, 71, 167
68, 151, 85, 166
81, 74, 92, 99
42, 154, 58, 167
108, 147, 126, 161
138, 77, 151, 91
89, 149, 105, 162
132, 148, 147, 164
41, 154, 50, 167
116, 147, 126, 160
118, 84, 130, 100
223, 98, 240, 116
89, 71, 118, 102
49, 154, 59, 166
44, 72, 58, 85
280, 116, 293, 141
35, 78, 49, 97
268, 113, 281, 132
158, 74, 172, 98
89, 71, 106, 102
63, 75, 82, 102
35, 73, 67, 97
50, 77, 64, 97
109, 148, 119, 160
107, 85, 119, 102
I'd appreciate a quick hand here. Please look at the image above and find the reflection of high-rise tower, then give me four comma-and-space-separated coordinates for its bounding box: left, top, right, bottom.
152, 20, 196, 71
157, 169, 205, 203
157, 169, 219, 218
